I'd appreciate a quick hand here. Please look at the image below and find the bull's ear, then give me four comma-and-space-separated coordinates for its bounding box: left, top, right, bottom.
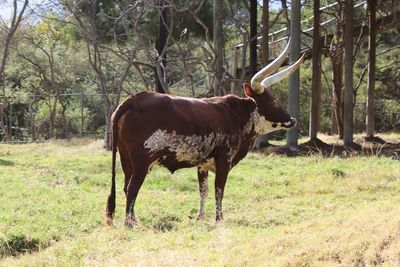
243, 82, 256, 98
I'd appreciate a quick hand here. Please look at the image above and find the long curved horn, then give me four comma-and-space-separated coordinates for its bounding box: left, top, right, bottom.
250, 37, 291, 93
261, 53, 305, 89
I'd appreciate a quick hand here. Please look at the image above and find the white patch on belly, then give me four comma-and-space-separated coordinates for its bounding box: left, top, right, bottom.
144, 130, 226, 164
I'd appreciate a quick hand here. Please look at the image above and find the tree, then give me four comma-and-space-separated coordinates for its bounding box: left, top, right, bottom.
287, 0, 301, 149
309, 0, 321, 141
249, 0, 257, 77
365, 0, 376, 139
253, 0, 269, 149
261, 0, 269, 67
343, 0, 354, 145
18, 19, 67, 139
328, 2, 345, 138
0, 0, 29, 141
64, 0, 133, 149
155, 0, 168, 94
213, 0, 224, 96
11, 15, 92, 140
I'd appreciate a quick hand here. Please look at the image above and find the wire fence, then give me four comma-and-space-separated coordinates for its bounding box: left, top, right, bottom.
0, 93, 131, 143
1, 91, 399, 144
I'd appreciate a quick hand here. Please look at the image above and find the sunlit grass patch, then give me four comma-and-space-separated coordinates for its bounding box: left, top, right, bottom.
1, 138, 400, 265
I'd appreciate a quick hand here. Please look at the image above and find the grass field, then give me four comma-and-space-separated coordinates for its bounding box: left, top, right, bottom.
1, 138, 400, 266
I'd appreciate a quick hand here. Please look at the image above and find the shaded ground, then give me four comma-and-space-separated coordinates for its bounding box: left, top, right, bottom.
265, 134, 400, 159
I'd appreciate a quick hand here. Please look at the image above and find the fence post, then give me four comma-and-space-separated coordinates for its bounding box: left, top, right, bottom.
9, 101, 12, 141
230, 47, 238, 94
80, 89, 84, 137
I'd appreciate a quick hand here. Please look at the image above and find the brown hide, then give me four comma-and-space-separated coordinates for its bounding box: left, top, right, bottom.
106, 85, 295, 227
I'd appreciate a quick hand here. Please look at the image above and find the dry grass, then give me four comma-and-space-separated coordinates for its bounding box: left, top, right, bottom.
1, 136, 400, 266
4, 200, 400, 266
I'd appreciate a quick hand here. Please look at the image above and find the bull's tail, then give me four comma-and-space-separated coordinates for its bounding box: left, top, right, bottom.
105, 96, 135, 225
105, 114, 118, 225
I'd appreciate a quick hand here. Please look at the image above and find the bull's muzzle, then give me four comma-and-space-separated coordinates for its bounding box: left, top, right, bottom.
281, 117, 297, 128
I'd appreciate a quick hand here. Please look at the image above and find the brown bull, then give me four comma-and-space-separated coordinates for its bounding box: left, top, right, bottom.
106, 39, 304, 227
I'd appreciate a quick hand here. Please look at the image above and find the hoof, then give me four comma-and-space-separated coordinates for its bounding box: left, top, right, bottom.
125, 217, 136, 228
197, 213, 205, 220
104, 216, 113, 226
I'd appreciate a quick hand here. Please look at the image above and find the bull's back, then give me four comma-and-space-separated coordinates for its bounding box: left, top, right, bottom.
118, 92, 232, 141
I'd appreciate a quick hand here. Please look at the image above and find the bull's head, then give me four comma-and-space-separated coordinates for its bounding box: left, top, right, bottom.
243, 38, 304, 134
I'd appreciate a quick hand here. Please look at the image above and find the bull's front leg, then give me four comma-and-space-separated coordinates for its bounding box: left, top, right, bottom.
214, 155, 230, 222
197, 168, 208, 220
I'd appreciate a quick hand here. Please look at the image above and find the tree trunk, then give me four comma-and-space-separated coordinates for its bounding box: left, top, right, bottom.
261, 0, 269, 67
309, 0, 321, 140
331, 58, 344, 139
253, 0, 269, 149
104, 109, 112, 150
49, 104, 55, 139
287, 0, 301, 149
366, 0, 376, 138
60, 102, 69, 139
250, 0, 257, 77
156, 0, 168, 94
28, 102, 37, 141
331, 107, 338, 135
1, 85, 11, 142
102, 92, 113, 150
80, 89, 84, 137
329, 4, 345, 139
343, 0, 354, 146
213, 0, 224, 96
49, 92, 59, 139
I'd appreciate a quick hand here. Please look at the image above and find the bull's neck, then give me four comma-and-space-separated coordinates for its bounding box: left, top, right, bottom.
247, 107, 278, 135
239, 108, 259, 141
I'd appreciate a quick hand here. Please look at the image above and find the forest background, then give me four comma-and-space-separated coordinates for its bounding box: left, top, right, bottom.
0, 0, 399, 147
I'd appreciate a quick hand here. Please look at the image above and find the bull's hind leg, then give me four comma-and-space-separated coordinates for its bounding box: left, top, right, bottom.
119, 148, 133, 197
125, 156, 149, 228
197, 168, 208, 220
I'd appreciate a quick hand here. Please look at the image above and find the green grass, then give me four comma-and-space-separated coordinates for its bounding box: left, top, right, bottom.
1, 138, 400, 266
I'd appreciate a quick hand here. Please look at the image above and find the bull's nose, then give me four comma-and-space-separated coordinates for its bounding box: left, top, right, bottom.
282, 117, 296, 128
290, 117, 297, 127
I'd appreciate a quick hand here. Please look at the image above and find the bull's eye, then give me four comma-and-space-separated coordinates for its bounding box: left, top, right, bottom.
272, 123, 277, 128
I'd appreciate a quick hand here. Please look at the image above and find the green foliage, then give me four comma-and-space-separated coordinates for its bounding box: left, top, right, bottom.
1, 1, 399, 142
